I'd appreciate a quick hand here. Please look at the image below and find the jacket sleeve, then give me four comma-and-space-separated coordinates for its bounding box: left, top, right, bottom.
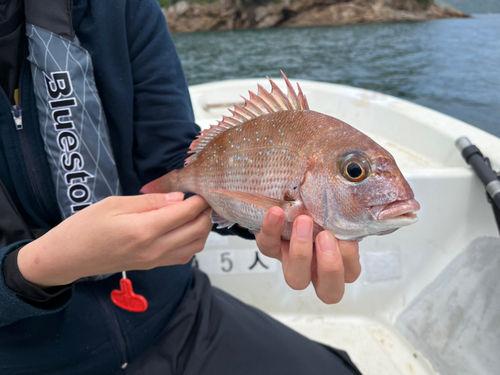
125, 0, 255, 240
126, 0, 200, 185
0, 241, 73, 328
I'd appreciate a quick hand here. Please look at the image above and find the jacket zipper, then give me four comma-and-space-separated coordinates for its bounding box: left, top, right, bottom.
11, 105, 23, 130
95, 290, 129, 368
0, 63, 57, 225
0, 89, 35, 240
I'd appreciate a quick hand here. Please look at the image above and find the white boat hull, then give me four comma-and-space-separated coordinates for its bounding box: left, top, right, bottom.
188, 78, 500, 375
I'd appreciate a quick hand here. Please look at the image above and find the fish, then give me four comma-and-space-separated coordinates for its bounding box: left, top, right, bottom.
141, 72, 420, 241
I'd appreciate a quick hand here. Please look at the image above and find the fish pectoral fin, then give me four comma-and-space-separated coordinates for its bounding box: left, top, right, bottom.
210, 190, 285, 210
209, 190, 305, 223
211, 210, 236, 229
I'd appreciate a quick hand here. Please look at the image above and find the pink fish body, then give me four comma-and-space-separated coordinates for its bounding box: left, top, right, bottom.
142, 73, 420, 240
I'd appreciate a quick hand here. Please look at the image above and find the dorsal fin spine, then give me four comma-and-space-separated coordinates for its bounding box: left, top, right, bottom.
248, 92, 267, 113
222, 115, 240, 126
185, 72, 309, 165
297, 83, 309, 110
242, 94, 264, 115
235, 104, 254, 118
228, 109, 246, 122
254, 87, 275, 112
269, 78, 292, 110
258, 84, 280, 111
282, 71, 300, 110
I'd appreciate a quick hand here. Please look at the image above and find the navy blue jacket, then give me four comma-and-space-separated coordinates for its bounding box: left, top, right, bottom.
0, 0, 212, 373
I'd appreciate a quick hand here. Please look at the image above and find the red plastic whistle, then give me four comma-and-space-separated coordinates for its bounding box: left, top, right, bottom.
111, 272, 148, 313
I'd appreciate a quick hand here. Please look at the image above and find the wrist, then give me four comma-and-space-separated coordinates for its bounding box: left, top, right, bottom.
17, 241, 77, 288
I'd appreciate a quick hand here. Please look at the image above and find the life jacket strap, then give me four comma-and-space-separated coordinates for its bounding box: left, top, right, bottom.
25, 0, 74, 41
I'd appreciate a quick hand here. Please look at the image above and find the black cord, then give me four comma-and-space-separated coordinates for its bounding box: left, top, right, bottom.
484, 158, 500, 236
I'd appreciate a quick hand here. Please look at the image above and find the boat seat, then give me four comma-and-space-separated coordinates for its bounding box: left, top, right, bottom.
396, 236, 500, 375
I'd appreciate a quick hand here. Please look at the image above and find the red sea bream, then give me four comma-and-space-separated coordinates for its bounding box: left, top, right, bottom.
141, 73, 420, 240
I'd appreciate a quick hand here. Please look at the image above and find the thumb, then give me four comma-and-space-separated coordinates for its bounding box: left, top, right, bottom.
115, 192, 185, 214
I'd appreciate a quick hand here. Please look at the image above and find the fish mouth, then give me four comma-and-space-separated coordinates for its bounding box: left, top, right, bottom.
370, 198, 420, 224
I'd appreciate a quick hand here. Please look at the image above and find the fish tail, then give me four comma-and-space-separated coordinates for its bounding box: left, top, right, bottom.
140, 169, 190, 194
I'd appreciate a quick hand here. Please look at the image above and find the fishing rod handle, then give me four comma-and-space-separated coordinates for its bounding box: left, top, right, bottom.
456, 137, 500, 209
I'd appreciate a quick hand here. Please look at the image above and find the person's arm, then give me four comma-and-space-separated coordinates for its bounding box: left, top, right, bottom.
0, 240, 74, 328
3, 247, 72, 306
125, 0, 253, 240
0, 193, 212, 328
125, 0, 198, 185
0, 0, 214, 328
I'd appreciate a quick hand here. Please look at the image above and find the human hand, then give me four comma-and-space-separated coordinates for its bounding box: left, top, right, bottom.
17, 193, 212, 288
254, 207, 361, 304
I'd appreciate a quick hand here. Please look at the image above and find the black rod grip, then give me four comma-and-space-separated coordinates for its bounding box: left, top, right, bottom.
456, 137, 500, 210
466, 153, 499, 186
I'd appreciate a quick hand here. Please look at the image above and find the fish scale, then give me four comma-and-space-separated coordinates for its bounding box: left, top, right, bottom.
142, 73, 420, 240
186, 112, 308, 234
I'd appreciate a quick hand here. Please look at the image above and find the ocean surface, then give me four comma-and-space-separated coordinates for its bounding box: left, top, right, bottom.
173, 14, 500, 138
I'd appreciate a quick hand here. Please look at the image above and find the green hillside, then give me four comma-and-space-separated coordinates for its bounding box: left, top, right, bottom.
435, 0, 500, 13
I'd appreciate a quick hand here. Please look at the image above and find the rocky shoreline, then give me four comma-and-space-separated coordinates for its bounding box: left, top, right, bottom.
163, 0, 469, 33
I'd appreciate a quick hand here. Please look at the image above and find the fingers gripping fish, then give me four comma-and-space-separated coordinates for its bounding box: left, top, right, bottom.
141, 72, 420, 241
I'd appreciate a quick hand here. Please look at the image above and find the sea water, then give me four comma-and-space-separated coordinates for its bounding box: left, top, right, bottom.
174, 14, 500, 137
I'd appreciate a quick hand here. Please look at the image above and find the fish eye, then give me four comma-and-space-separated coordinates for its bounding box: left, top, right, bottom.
346, 162, 363, 179
340, 153, 371, 182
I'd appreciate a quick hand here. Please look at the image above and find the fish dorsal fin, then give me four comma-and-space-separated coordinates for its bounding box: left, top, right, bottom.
185, 71, 309, 165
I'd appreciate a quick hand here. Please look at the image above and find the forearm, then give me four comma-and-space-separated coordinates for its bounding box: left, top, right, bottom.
4, 247, 72, 305
0, 241, 72, 328
16, 235, 84, 288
